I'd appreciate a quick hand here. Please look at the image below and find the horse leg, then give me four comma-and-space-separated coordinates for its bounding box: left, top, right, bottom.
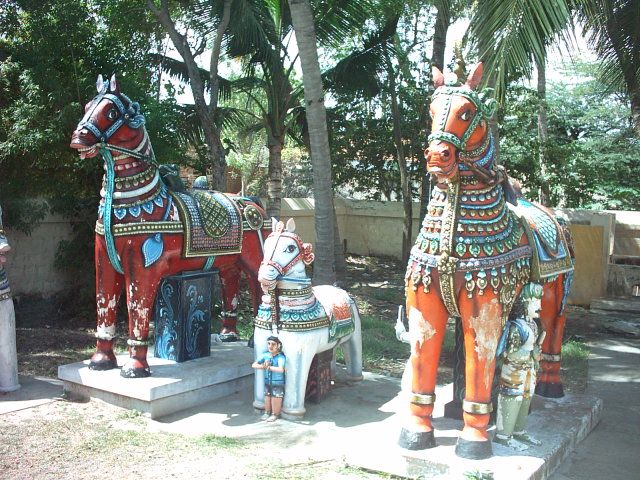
252, 328, 269, 411
89, 237, 123, 370
342, 299, 363, 380
282, 335, 316, 418
398, 281, 449, 450
120, 274, 156, 378
456, 292, 505, 460
218, 264, 240, 342
536, 276, 566, 398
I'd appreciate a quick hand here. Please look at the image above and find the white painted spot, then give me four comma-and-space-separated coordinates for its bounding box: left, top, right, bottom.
408, 306, 436, 347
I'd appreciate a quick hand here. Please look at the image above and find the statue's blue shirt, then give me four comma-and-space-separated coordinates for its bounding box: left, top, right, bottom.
257, 352, 286, 385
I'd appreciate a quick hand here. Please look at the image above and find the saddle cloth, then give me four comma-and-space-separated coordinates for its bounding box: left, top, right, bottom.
508, 198, 573, 280
171, 190, 243, 257
314, 285, 355, 342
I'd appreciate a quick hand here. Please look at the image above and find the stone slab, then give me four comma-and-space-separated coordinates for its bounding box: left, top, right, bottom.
58, 342, 254, 419
346, 390, 602, 480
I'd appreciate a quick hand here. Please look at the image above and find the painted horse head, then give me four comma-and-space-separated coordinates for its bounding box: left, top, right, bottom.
258, 218, 315, 291
0, 205, 10, 265
426, 63, 497, 182
70, 74, 151, 162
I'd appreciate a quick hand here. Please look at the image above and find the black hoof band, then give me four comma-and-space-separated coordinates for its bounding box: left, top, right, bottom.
535, 382, 564, 398
219, 333, 240, 343
455, 438, 493, 460
120, 366, 151, 378
398, 428, 436, 450
88, 359, 117, 371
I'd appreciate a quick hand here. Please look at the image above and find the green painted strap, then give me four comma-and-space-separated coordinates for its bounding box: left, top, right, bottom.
100, 146, 124, 274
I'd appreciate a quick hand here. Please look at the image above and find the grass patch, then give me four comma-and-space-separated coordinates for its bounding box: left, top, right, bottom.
358, 314, 410, 368
561, 338, 590, 393
193, 433, 242, 449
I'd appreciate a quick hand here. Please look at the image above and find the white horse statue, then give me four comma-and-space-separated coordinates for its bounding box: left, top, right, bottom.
253, 218, 363, 418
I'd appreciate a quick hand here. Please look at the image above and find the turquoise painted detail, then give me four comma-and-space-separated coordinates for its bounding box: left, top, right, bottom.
203, 256, 216, 271
100, 146, 124, 274
142, 233, 164, 268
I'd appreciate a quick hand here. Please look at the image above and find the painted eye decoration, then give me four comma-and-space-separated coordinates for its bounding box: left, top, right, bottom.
107, 108, 119, 121
285, 244, 296, 253
460, 109, 472, 122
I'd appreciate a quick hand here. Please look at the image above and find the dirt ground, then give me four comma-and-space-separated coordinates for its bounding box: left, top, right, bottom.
2, 255, 602, 479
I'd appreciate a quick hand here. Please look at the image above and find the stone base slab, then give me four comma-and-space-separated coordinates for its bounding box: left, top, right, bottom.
58, 342, 254, 419
347, 390, 602, 480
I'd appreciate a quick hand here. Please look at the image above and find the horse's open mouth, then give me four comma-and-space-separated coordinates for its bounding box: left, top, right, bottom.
73, 144, 98, 159
428, 162, 457, 180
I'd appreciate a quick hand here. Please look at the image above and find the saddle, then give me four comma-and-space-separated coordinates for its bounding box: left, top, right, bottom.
508, 198, 573, 280
171, 190, 243, 257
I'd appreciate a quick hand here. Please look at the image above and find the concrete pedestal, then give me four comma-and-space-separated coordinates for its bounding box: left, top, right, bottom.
58, 341, 253, 419
0, 298, 20, 393
347, 385, 603, 480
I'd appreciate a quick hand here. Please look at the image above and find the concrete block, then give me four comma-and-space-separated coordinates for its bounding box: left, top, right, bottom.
58, 342, 254, 419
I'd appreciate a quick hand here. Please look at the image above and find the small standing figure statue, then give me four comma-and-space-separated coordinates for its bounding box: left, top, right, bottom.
494, 283, 546, 450
252, 335, 286, 422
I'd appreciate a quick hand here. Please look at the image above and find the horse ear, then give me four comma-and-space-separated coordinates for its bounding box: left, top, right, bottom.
466, 63, 484, 90
301, 243, 315, 265
96, 74, 104, 93
286, 218, 296, 233
110, 74, 120, 93
271, 217, 278, 232
432, 66, 445, 88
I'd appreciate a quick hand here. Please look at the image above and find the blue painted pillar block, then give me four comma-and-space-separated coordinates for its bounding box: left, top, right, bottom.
153, 270, 219, 362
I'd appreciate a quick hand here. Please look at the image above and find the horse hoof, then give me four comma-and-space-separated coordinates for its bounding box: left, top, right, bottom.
219, 332, 239, 342
535, 382, 564, 398
455, 438, 493, 459
88, 353, 118, 371
120, 360, 151, 378
398, 428, 436, 450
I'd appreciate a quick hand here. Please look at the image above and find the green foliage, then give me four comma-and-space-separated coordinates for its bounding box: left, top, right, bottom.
499, 61, 640, 209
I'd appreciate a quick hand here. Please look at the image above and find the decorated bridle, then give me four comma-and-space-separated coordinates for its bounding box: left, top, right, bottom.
78, 75, 152, 162
428, 84, 497, 151
262, 222, 314, 280
428, 81, 502, 185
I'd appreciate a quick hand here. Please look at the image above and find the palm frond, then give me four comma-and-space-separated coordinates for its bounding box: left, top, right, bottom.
467, 0, 572, 101
323, 16, 399, 99
151, 53, 232, 101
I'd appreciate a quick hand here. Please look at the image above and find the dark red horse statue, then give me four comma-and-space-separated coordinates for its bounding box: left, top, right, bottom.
70, 75, 267, 378
399, 63, 574, 459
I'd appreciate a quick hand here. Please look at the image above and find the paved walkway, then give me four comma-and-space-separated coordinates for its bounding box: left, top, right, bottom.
550, 336, 640, 480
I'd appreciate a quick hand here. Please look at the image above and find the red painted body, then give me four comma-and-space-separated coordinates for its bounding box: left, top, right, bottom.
400, 64, 573, 458
70, 75, 266, 377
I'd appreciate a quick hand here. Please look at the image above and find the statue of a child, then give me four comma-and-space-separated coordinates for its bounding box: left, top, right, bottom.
252, 335, 286, 422
494, 283, 545, 450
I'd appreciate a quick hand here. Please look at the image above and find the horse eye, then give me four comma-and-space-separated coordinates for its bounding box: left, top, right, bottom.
107, 108, 119, 120
460, 109, 472, 121
285, 245, 296, 253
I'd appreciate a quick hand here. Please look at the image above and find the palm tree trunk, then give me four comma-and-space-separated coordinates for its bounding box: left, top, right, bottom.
288, 0, 337, 285
266, 137, 283, 220
536, 55, 550, 205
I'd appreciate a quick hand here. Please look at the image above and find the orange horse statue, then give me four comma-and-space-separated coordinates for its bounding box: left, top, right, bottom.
399, 63, 574, 459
